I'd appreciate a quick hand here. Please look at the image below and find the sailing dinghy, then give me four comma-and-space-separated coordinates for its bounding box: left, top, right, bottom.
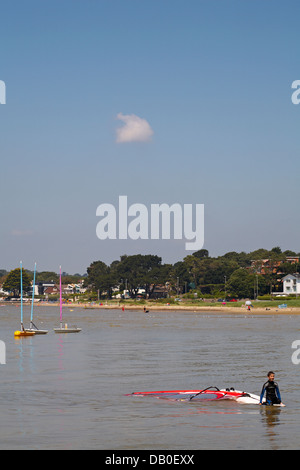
14, 261, 35, 337
25, 263, 48, 335
53, 266, 81, 334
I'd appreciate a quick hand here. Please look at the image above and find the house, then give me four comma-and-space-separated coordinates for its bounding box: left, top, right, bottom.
251, 257, 299, 274
62, 283, 86, 294
250, 259, 281, 274
150, 285, 169, 299
44, 285, 59, 296
28, 280, 86, 297
282, 274, 300, 295
0, 284, 9, 296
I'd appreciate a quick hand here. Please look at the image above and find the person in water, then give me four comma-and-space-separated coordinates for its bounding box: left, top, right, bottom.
259, 371, 282, 405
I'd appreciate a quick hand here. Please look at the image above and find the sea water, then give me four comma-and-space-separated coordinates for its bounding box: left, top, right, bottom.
0, 305, 299, 450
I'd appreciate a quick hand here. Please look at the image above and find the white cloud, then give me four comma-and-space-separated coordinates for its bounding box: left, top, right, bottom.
116, 113, 154, 143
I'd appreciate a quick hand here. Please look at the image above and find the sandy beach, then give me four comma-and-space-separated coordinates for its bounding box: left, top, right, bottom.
82, 304, 300, 314
3, 301, 300, 315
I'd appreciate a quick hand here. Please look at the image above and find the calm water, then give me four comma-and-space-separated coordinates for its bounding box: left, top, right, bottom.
0, 304, 299, 450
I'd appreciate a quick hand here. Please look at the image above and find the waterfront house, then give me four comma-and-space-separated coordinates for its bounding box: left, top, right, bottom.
282, 274, 300, 295
44, 285, 59, 296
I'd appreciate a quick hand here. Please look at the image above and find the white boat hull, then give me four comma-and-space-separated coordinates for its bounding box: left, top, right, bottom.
54, 327, 82, 334
25, 329, 48, 335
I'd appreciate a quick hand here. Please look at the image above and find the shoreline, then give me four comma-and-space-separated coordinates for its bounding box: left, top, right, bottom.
2, 301, 300, 315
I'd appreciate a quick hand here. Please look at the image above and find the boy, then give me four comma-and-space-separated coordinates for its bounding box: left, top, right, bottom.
259, 371, 282, 406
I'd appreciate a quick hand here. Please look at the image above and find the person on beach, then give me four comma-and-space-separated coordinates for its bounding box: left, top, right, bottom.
259, 371, 282, 406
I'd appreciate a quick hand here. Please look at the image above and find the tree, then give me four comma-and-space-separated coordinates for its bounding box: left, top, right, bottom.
221, 251, 251, 267
227, 268, 267, 299
172, 261, 192, 291
2, 268, 32, 296
180, 255, 240, 292
280, 262, 297, 275
271, 246, 282, 255
181, 255, 204, 289
202, 259, 240, 285
36, 271, 59, 284
115, 254, 165, 298
249, 248, 271, 260
283, 250, 297, 257
85, 261, 115, 298
193, 249, 209, 259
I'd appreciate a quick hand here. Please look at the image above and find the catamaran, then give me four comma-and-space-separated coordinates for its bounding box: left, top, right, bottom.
53, 266, 81, 334
25, 262, 48, 335
128, 386, 285, 406
14, 261, 35, 337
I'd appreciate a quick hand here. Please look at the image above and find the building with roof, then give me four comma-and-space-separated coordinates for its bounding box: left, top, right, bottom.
282, 274, 300, 295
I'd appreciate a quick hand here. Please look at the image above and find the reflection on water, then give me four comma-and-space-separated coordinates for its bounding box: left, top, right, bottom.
259, 406, 282, 450
260, 406, 282, 425
14, 336, 35, 374
1, 307, 299, 449
57, 335, 65, 374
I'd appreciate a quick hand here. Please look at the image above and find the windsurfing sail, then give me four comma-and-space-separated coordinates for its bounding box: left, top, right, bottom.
128, 387, 230, 401
127, 387, 264, 405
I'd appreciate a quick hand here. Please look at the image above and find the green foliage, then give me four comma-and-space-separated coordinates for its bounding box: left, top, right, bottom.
227, 268, 267, 298
85, 255, 172, 299
3, 246, 296, 301
85, 261, 112, 297
36, 271, 59, 283
2, 267, 32, 296
83, 247, 300, 299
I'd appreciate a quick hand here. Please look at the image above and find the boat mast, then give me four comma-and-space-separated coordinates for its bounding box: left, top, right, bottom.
20, 261, 24, 331
60, 266, 63, 329
30, 262, 36, 329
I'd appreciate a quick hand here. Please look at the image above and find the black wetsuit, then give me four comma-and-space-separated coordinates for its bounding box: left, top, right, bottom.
260, 380, 281, 405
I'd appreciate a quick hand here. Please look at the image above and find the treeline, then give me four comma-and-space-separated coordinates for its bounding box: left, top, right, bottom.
85, 247, 299, 299
1, 247, 298, 299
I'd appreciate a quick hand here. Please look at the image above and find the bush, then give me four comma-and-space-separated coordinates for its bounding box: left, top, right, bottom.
258, 295, 289, 301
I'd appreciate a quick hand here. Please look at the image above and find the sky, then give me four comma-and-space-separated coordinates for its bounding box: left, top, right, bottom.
0, 0, 299, 274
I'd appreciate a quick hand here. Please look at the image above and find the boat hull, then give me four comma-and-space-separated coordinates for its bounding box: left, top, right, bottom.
53, 328, 82, 334
14, 330, 35, 337
25, 329, 48, 335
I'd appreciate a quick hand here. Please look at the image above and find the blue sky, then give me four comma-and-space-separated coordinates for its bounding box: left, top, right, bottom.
0, 0, 299, 274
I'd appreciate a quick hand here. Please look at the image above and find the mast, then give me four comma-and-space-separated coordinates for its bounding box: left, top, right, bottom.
60, 266, 62, 329
20, 261, 23, 331
30, 262, 36, 328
